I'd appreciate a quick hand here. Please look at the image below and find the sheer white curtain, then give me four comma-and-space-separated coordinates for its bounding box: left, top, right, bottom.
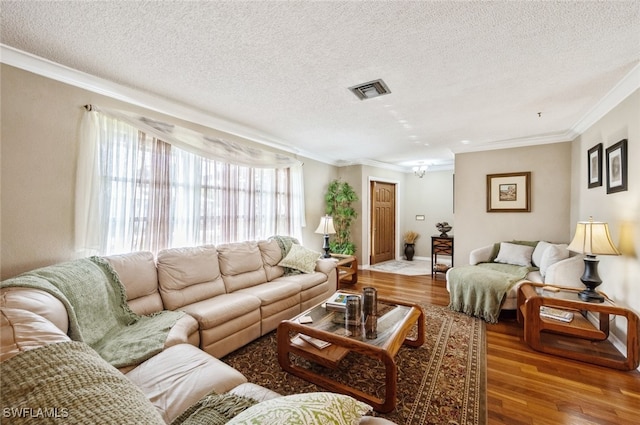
76, 108, 305, 255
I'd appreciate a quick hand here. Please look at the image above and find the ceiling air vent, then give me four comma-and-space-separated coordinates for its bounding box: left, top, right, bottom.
348, 79, 391, 100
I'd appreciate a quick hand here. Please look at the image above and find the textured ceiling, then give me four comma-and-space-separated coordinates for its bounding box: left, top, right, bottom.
1, 1, 639, 171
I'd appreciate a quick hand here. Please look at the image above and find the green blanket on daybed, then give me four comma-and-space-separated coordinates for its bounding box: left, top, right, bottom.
448, 263, 535, 323
0, 257, 184, 368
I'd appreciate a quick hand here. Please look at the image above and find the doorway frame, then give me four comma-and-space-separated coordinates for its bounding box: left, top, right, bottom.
365, 175, 402, 267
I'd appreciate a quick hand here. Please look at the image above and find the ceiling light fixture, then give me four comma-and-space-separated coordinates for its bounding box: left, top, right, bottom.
349, 79, 391, 100
413, 165, 428, 178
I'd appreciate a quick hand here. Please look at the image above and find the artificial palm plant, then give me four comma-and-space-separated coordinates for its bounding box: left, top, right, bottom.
324, 179, 359, 255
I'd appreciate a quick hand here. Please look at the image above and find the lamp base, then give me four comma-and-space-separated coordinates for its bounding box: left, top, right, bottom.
578, 288, 605, 303
321, 234, 332, 258
579, 255, 605, 303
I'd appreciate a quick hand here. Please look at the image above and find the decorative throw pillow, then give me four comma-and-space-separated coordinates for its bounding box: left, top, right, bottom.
539, 244, 570, 278
494, 242, 535, 267
277, 244, 321, 274
227, 392, 372, 425
532, 241, 551, 267
488, 240, 538, 262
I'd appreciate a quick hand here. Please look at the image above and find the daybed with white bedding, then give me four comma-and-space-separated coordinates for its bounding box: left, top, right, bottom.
446, 241, 584, 323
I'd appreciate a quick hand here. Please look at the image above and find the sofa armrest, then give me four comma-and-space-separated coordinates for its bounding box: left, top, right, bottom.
469, 244, 494, 265
315, 258, 338, 275
543, 255, 584, 289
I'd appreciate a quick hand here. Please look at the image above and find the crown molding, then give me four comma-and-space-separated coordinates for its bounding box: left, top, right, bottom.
452, 131, 573, 155
0, 44, 337, 166
570, 61, 640, 135
448, 63, 640, 156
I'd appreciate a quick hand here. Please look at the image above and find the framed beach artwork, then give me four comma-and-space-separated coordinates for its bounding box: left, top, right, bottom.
606, 139, 627, 194
587, 143, 602, 188
486, 171, 531, 212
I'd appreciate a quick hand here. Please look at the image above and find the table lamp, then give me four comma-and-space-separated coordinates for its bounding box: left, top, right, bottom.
567, 217, 620, 302
314, 215, 336, 258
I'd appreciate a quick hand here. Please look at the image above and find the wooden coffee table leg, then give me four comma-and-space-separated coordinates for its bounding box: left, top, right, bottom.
277, 322, 399, 413
403, 305, 425, 348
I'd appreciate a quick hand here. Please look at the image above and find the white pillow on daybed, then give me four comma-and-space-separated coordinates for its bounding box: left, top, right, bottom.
539, 243, 570, 278
494, 242, 535, 267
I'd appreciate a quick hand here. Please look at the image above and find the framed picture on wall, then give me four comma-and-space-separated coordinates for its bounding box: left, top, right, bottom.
486, 171, 531, 212
606, 139, 627, 194
587, 143, 602, 188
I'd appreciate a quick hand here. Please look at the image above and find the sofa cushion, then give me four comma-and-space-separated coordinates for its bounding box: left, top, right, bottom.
258, 239, 285, 281
276, 271, 327, 291
227, 392, 372, 425
157, 245, 226, 310
278, 243, 321, 274
218, 242, 268, 292
494, 242, 535, 267
237, 281, 300, 306
126, 343, 247, 423
180, 293, 261, 329
104, 251, 163, 315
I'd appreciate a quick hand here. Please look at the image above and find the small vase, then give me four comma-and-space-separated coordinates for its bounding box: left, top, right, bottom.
404, 243, 415, 261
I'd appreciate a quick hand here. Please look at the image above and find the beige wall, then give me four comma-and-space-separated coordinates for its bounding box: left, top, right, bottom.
0, 65, 336, 279
570, 89, 639, 319
401, 170, 454, 261
301, 158, 339, 249
454, 142, 573, 267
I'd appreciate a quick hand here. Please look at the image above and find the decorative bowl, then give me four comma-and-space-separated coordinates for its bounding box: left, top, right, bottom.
436, 225, 452, 237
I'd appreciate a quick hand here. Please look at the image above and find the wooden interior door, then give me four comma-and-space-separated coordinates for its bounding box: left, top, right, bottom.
370, 181, 396, 264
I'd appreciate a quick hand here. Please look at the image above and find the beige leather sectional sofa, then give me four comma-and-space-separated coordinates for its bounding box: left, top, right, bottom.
1, 240, 397, 424
106, 240, 337, 358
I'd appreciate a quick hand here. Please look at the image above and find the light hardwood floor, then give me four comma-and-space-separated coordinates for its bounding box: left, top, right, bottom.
343, 269, 640, 425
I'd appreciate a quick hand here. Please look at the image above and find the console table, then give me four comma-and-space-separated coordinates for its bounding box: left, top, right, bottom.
431, 236, 453, 278
517, 282, 639, 371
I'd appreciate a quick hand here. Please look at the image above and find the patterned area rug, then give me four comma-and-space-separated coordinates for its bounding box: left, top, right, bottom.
222, 303, 487, 425
368, 259, 433, 276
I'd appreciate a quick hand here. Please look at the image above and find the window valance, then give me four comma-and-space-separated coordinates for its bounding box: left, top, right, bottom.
86, 105, 301, 169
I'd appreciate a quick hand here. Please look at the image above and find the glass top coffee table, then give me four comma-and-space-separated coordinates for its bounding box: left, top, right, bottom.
276, 295, 424, 412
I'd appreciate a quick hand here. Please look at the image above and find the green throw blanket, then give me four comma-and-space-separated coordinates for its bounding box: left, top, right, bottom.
0, 257, 184, 368
171, 392, 259, 425
448, 263, 535, 323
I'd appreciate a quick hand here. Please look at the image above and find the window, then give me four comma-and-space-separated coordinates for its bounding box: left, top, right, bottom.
76, 109, 304, 255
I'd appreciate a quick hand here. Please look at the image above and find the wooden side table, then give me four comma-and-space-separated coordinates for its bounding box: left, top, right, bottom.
331, 254, 358, 286
431, 236, 453, 278
517, 282, 639, 371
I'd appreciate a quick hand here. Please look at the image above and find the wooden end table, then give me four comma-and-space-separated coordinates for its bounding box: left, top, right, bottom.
517, 282, 639, 371
277, 296, 424, 412
331, 254, 358, 285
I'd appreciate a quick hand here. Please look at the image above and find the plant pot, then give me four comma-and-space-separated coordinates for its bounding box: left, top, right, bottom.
404, 243, 415, 261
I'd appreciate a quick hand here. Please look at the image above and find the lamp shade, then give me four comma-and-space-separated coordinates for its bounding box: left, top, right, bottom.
314, 215, 336, 235
567, 219, 620, 256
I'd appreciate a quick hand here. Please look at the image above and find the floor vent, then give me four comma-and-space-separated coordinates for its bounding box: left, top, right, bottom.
348, 79, 391, 100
